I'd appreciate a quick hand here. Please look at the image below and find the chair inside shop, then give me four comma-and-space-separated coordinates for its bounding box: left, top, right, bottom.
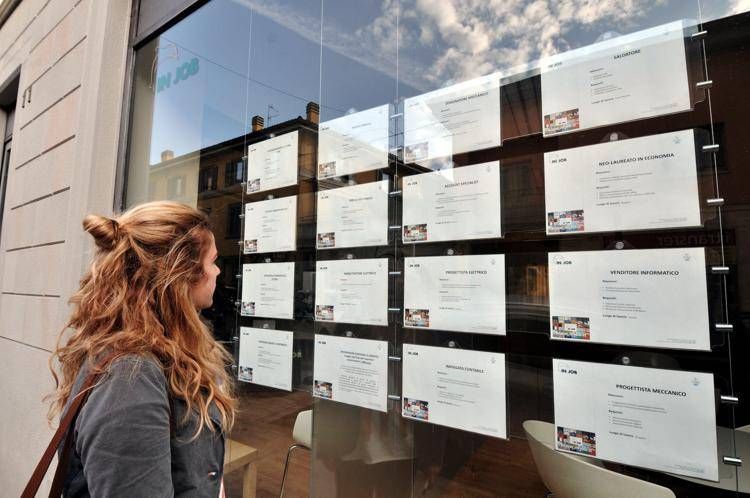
523, 420, 675, 498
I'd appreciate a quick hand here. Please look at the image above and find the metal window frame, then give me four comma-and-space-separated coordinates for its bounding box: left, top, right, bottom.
112, 0, 211, 212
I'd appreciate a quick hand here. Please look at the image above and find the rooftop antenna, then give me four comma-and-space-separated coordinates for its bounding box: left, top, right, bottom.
266, 104, 279, 125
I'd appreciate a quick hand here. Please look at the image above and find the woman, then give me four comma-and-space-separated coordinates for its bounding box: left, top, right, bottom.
46, 201, 237, 497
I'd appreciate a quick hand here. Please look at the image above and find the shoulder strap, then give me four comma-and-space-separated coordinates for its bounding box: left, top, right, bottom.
21, 354, 115, 498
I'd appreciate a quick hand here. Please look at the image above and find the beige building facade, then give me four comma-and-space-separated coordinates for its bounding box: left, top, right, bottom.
0, 0, 131, 494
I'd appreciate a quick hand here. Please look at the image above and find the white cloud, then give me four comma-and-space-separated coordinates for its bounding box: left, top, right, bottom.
730, 0, 750, 14
231, 0, 743, 95
401, 0, 676, 87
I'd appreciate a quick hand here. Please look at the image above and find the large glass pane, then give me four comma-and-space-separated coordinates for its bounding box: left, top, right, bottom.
126, 0, 252, 344
125, 1, 322, 496
124, 1, 750, 496
311, 2, 409, 497
394, 1, 747, 496
231, 2, 322, 496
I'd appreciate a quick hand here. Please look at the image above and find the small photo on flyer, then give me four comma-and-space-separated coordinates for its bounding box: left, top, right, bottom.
403, 398, 429, 421
314, 380, 333, 399
551, 316, 590, 340
557, 426, 597, 456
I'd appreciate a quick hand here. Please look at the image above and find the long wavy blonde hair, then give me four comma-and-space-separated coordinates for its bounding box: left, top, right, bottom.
48, 201, 236, 435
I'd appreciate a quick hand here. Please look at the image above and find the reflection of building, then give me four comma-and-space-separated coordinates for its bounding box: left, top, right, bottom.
146, 151, 200, 206
147, 102, 320, 283
139, 102, 320, 348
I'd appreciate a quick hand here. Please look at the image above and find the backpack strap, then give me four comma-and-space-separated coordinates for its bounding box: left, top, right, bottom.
21, 354, 115, 498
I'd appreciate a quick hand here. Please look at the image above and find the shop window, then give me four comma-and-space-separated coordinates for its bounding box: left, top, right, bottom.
123, 1, 750, 496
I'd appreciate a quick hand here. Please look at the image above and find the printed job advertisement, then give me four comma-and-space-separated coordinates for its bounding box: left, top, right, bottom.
548, 247, 710, 350
553, 359, 718, 481
241, 262, 295, 319
313, 335, 388, 412
402, 162, 501, 243
244, 196, 297, 254
317, 105, 390, 179
404, 74, 501, 162
402, 344, 507, 438
541, 21, 690, 136
545, 129, 701, 235
316, 180, 389, 249
315, 258, 388, 326
246, 131, 299, 194
403, 254, 506, 335
238, 327, 293, 391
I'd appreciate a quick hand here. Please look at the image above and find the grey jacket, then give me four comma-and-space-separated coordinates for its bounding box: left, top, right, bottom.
62, 355, 225, 497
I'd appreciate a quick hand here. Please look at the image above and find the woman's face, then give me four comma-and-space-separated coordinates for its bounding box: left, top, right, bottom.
191, 232, 220, 310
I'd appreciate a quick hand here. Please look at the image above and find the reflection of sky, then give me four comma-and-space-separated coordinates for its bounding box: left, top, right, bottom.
146, 0, 748, 163
148, 0, 250, 164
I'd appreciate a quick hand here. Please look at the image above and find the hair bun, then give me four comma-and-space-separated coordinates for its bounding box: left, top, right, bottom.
83, 214, 120, 250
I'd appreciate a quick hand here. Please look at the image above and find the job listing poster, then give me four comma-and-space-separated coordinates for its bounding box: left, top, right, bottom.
544, 129, 701, 235
241, 262, 295, 320
313, 335, 388, 412
548, 247, 710, 350
402, 162, 502, 243
404, 254, 506, 335
238, 327, 293, 391
318, 105, 390, 179
316, 180, 389, 249
243, 196, 297, 254
315, 258, 389, 326
404, 74, 501, 162
541, 21, 690, 136
402, 344, 507, 438
553, 359, 718, 481
246, 131, 299, 194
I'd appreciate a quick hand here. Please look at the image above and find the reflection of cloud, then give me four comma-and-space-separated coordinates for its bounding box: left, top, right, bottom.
730, 0, 750, 13
232, 0, 745, 93
402, 0, 677, 87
